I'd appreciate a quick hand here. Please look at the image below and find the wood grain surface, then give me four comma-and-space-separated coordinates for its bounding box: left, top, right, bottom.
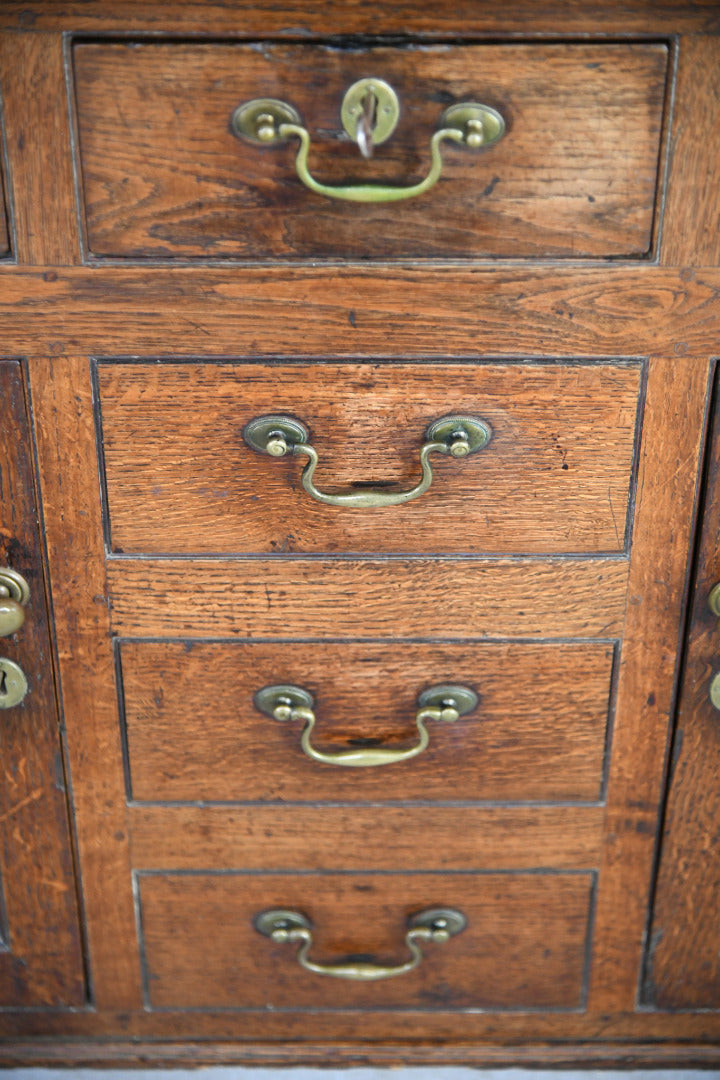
138, 871, 592, 1010
128, 805, 605, 871
106, 557, 629, 640
120, 640, 613, 804
0, 361, 84, 1006
661, 36, 720, 268
74, 42, 666, 261
587, 355, 710, 1012
0, 33, 80, 264
97, 361, 642, 555
643, 366, 720, 1009
2, 2, 718, 35
0, 268, 718, 356
27, 355, 143, 1010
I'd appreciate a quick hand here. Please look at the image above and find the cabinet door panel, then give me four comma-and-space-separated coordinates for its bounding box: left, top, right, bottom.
0, 360, 84, 1006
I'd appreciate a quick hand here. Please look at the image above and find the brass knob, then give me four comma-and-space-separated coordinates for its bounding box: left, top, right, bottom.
0, 569, 30, 638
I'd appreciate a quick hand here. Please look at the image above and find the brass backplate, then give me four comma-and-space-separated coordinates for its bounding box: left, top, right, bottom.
232, 98, 302, 144
0, 568, 30, 605
417, 684, 478, 715
0, 657, 28, 709
254, 684, 314, 717
441, 103, 506, 147
254, 909, 312, 937
244, 415, 309, 454
426, 416, 492, 453
407, 907, 467, 936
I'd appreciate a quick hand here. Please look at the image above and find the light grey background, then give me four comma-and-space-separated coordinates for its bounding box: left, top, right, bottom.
2, 1070, 719, 1079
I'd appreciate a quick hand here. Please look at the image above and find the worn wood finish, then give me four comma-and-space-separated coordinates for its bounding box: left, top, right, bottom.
0, 33, 80, 265
587, 355, 710, 1012
643, 367, 720, 1010
0, 174, 9, 256
107, 557, 629, 640
98, 361, 641, 555
139, 871, 592, 1010
0, 361, 84, 1005
661, 37, 720, 268
2, 2, 719, 36
0, 267, 719, 357
121, 640, 613, 804
129, 805, 604, 871
4, 1040, 720, 1070
75, 42, 666, 261
5, 1005, 720, 1047
27, 355, 142, 1010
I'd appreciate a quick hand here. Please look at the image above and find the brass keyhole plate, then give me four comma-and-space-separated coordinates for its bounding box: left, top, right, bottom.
340, 78, 400, 147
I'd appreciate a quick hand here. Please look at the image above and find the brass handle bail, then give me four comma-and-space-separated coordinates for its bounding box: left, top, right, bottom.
243, 414, 491, 508
254, 906, 466, 980
254, 683, 479, 767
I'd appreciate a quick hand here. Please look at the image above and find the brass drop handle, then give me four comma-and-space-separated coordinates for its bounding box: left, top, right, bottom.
232, 78, 505, 204
254, 683, 478, 767
244, 414, 491, 508
0, 568, 30, 638
254, 907, 466, 981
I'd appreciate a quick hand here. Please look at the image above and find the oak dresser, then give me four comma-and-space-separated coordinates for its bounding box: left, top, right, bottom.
1, 0, 720, 1068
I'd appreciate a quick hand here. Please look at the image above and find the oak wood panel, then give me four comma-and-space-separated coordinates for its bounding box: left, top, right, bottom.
5, 1007, 720, 1049
0, 361, 84, 1006
27, 355, 142, 1010
2, 2, 718, 35
661, 37, 720, 268
97, 361, 641, 555
0, 268, 718, 357
0, 33, 80, 265
3, 1041, 720, 1070
139, 871, 592, 1010
587, 355, 710, 1012
129, 806, 604, 871
121, 640, 613, 804
107, 557, 629, 640
75, 42, 666, 261
642, 366, 720, 1009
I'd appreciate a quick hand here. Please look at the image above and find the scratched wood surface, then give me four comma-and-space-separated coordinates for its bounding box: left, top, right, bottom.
97, 361, 642, 555
74, 42, 667, 261
138, 871, 592, 1010
0, 361, 84, 1005
120, 640, 614, 804
642, 367, 720, 1009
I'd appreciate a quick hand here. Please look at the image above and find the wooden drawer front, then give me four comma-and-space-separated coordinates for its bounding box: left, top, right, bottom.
97, 361, 642, 555
138, 871, 593, 1010
74, 42, 667, 261
120, 640, 613, 805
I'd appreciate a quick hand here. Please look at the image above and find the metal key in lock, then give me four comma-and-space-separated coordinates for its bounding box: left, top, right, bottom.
0, 658, 28, 709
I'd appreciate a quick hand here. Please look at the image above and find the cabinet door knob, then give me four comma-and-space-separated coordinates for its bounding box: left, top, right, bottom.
0, 568, 30, 638
232, 80, 505, 203
244, 414, 491, 508
254, 683, 478, 767
254, 906, 466, 981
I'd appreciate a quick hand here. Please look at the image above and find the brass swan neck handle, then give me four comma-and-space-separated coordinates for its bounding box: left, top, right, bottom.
243, 414, 492, 509
254, 907, 466, 981
254, 683, 479, 768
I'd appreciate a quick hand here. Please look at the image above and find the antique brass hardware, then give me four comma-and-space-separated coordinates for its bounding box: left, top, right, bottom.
0, 658, 28, 709
254, 906, 466, 981
708, 582, 720, 709
254, 683, 479, 767
232, 80, 505, 202
243, 414, 491, 508
0, 568, 30, 638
